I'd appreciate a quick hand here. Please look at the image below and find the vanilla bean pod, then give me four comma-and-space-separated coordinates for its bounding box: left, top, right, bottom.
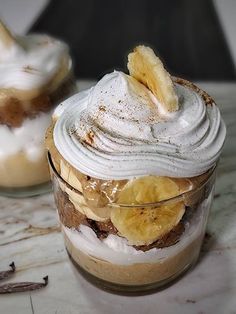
0, 262, 15, 280
0, 276, 48, 294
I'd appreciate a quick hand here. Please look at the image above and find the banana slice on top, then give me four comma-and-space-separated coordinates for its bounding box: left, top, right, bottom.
127, 45, 178, 112
111, 176, 186, 245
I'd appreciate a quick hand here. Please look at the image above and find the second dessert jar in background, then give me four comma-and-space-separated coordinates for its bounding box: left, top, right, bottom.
46, 46, 226, 293
0, 21, 76, 197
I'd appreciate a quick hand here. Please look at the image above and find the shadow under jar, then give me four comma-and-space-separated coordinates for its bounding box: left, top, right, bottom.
48, 152, 216, 294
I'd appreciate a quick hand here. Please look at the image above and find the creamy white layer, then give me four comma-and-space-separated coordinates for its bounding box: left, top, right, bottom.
0, 34, 70, 90
54, 71, 226, 179
0, 111, 52, 161
62, 195, 211, 265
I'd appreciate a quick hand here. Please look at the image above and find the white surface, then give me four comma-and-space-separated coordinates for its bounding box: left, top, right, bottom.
0, 81, 236, 314
214, 0, 236, 71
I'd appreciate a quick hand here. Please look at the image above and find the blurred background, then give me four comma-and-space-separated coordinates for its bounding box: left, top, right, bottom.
0, 0, 236, 81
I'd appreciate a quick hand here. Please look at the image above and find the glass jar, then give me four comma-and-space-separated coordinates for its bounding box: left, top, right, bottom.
0, 74, 76, 198
48, 152, 216, 294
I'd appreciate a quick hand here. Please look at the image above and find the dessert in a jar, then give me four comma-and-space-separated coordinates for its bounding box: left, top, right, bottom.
46, 46, 226, 293
0, 21, 76, 197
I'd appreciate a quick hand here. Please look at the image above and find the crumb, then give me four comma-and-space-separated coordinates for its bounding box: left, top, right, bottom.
99, 105, 106, 112
23, 65, 37, 73
186, 299, 196, 304
84, 130, 95, 145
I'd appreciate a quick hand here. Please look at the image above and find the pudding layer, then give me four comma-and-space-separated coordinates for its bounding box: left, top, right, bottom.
64, 231, 203, 285
0, 150, 49, 187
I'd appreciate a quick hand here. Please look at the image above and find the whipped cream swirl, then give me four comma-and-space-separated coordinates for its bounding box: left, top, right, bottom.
0, 34, 70, 90
54, 71, 226, 179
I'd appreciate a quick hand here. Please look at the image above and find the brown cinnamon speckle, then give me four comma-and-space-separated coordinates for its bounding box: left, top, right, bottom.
173, 77, 214, 106
99, 105, 106, 112
22, 65, 38, 73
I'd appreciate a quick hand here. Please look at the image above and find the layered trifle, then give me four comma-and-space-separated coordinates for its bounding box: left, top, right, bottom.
0, 20, 75, 196
46, 46, 226, 292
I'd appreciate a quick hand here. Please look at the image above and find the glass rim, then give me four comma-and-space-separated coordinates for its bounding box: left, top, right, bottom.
48, 152, 216, 208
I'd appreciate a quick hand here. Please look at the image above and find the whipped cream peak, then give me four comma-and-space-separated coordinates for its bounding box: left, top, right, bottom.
54, 72, 226, 179
84, 71, 167, 143
0, 21, 15, 52
88, 71, 164, 123
0, 32, 70, 90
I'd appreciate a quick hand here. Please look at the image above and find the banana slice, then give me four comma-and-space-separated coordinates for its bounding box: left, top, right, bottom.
117, 176, 188, 204
127, 45, 178, 112
60, 159, 111, 221
111, 176, 186, 245
69, 191, 111, 222
60, 159, 83, 192
111, 202, 185, 246
46, 126, 111, 221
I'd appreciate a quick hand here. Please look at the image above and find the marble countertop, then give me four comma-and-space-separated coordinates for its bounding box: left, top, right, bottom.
0, 82, 236, 314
